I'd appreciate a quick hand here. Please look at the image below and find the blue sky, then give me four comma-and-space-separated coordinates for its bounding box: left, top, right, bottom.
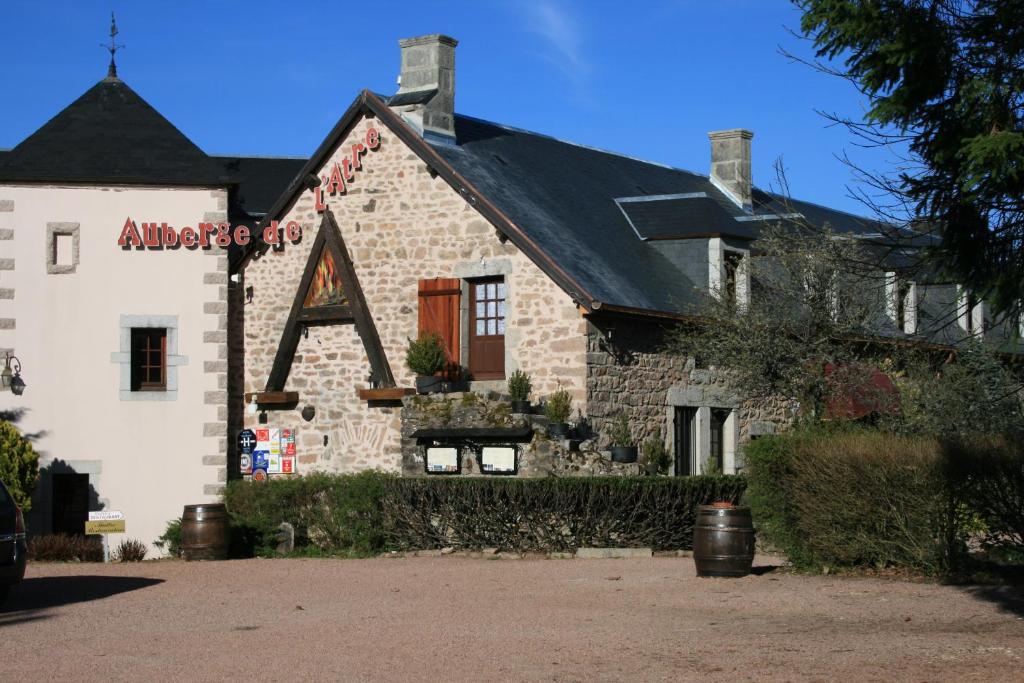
0, 0, 882, 215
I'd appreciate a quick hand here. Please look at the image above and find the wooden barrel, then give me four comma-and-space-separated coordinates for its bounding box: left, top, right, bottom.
692, 504, 755, 578
181, 503, 229, 561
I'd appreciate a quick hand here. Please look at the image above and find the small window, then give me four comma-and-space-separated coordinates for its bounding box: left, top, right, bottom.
130, 328, 167, 391
46, 222, 80, 274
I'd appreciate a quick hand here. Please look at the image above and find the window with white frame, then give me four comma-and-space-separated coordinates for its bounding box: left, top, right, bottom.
957, 285, 986, 337
885, 272, 917, 334
709, 238, 749, 310
670, 404, 738, 476
46, 222, 80, 274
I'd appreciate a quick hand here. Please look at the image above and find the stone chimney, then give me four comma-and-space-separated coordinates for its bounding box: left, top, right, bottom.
708, 129, 754, 212
394, 34, 458, 143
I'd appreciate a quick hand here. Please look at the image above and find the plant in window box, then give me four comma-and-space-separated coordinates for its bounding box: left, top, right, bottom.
543, 389, 573, 439
406, 333, 447, 394
642, 435, 670, 475
608, 413, 638, 463
507, 369, 533, 413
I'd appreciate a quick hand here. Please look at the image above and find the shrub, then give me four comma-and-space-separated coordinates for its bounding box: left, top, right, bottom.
745, 427, 960, 572
405, 333, 446, 376
112, 538, 148, 562
223, 471, 393, 556
544, 389, 572, 424
153, 518, 183, 558
222, 471, 745, 554
378, 475, 746, 552
607, 413, 633, 447
642, 437, 671, 475
27, 534, 104, 562
0, 420, 39, 512
507, 370, 532, 401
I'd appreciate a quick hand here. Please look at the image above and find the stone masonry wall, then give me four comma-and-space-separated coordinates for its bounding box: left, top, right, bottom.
400, 392, 641, 477
586, 317, 794, 462
242, 113, 587, 474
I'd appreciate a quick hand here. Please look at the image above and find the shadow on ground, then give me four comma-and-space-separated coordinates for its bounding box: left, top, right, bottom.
961, 585, 1024, 618
0, 575, 165, 626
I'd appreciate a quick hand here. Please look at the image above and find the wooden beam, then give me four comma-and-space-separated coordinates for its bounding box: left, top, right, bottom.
245, 391, 299, 405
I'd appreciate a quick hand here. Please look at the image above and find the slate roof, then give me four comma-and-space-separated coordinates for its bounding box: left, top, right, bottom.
429, 114, 909, 316
0, 77, 227, 186
212, 156, 306, 217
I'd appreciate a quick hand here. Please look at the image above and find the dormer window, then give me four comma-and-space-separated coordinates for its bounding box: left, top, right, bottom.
723, 251, 743, 306
709, 239, 749, 310
958, 286, 986, 337
885, 273, 917, 334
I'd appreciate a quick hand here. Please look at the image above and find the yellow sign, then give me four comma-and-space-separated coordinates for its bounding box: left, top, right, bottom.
85, 520, 126, 534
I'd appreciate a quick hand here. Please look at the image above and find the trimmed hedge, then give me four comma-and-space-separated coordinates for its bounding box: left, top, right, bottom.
746, 428, 955, 572
223, 473, 746, 555
223, 471, 391, 556
380, 476, 746, 551
746, 426, 1024, 574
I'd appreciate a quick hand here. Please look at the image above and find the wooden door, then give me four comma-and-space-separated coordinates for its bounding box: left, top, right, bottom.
469, 278, 506, 380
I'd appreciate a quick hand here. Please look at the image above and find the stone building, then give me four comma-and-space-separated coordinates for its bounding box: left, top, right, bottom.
0, 57, 301, 550
238, 34, 1021, 480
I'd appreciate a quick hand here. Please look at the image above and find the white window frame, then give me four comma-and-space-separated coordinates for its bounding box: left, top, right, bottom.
885, 272, 918, 334
46, 222, 80, 274
666, 392, 740, 476
957, 285, 986, 338
708, 238, 750, 312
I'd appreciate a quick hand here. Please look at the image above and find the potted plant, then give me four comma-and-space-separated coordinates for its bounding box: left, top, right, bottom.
405, 332, 447, 394
544, 389, 572, 438
642, 436, 670, 475
608, 413, 638, 463
507, 369, 533, 413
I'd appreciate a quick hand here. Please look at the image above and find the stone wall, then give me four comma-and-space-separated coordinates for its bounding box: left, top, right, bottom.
400, 392, 641, 477
241, 113, 587, 475
585, 316, 794, 467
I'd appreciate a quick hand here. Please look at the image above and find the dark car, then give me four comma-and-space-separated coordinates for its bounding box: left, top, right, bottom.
0, 479, 27, 603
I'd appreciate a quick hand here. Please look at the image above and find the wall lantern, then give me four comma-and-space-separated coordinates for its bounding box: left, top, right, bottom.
1, 354, 25, 396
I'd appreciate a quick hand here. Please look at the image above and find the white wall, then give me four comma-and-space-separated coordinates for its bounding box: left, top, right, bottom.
0, 183, 227, 554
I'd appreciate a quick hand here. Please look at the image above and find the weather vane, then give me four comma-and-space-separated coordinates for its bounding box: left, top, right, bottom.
102, 12, 125, 79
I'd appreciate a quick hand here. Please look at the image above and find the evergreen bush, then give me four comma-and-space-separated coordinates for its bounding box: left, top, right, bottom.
0, 420, 39, 512
405, 333, 447, 376
543, 389, 572, 424
507, 370, 532, 401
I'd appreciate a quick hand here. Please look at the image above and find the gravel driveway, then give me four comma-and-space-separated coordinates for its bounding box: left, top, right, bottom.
1, 555, 1022, 682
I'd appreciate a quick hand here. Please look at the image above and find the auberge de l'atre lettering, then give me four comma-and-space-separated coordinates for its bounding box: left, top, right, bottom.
117, 217, 301, 249
116, 127, 383, 249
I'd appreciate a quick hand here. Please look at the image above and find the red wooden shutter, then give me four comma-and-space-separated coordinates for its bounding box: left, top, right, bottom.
418, 278, 461, 377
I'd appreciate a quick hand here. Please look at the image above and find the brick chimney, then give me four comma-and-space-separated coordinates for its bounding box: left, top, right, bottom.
394, 34, 458, 143
708, 129, 754, 212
